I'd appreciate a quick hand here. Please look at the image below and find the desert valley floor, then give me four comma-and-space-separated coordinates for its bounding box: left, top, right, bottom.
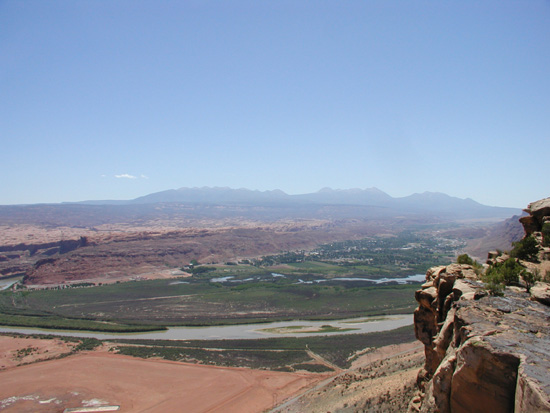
0, 335, 422, 413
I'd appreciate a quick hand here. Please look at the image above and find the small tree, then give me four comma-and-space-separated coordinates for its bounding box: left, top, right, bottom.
511, 235, 539, 262
484, 258, 525, 289
483, 267, 505, 296
486, 276, 505, 296
457, 253, 483, 275
457, 254, 474, 265
501, 258, 526, 285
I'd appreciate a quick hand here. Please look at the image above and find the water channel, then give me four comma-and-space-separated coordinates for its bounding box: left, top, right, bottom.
0, 314, 413, 340
211, 273, 426, 284
0, 276, 23, 291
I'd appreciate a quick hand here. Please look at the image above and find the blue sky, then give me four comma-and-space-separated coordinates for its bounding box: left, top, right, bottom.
1, 1, 549, 208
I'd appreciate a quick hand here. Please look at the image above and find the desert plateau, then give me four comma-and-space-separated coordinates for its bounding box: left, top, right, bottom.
1, 188, 549, 412
2, 2, 549, 411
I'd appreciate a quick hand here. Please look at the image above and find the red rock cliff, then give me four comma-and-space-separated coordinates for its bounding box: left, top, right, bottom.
409, 198, 550, 412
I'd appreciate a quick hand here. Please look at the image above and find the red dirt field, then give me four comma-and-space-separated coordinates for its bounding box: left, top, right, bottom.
0, 351, 326, 413
0, 336, 76, 369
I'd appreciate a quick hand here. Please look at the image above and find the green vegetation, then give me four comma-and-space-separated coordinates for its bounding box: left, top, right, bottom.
456, 253, 474, 265
259, 324, 358, 334
255, 232, 456, 276
483, 257, 527, 295
510, 235, 539, 262
188, 266, 216, 275
0, 278, 417, 330
74, 337, 102, 351
0, 312, 165, 332
456, 253, 482, 274
483, 275, 505, 296
293, 363, 334, 372
341, 316, 389, 324
115, 345, 312, 370
15, 346, 38, 358
112, 324, 416, 369
0, 231, 441, 332
4, 334, 105, 361
523, 268, 541, 293
3, 320, 415, 371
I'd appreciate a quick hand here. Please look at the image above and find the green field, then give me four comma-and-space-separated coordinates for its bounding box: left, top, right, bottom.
0, 275, 418, 331
286, 261, 339, 270
0, 313, 165, 333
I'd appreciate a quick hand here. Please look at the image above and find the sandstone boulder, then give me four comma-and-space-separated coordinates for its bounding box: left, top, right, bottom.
519, 215, 539, 236
521, 197, 550, 235
530, 282, 550, 306
525, 197, 550, 220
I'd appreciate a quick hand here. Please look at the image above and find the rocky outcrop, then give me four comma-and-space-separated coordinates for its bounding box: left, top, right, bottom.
0, 237, 90, 277
21, 224, 372, 285
411, 196, 550, 412
530, 282, 550, 306
0, 237, 89, 255
519, 197, 550, 236
486, 250, 510, 266
410, 264, 550, 412
411, 264, 484, 390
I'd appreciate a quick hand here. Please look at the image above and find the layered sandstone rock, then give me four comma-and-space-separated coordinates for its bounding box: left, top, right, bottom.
519, 197, 550, 236
530, 282, 550, 306
410, 265, 550, 413
410, 197, 550, 412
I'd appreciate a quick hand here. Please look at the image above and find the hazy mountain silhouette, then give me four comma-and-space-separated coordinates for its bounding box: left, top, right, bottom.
125, 187, 516, 217
132, 187, 291, 205
0, 186, 522, 228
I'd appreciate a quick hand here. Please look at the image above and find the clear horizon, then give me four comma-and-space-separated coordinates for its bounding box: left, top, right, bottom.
2, 1, 549, 209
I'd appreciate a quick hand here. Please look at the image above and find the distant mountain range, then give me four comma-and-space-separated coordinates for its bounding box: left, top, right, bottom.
73, 186, 520, 220
0, 186, 523, 228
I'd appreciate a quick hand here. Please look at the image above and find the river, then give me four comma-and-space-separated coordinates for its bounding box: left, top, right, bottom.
0, 276, 23, 291
211, 273, 426, 284
0, 314, 413, 340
